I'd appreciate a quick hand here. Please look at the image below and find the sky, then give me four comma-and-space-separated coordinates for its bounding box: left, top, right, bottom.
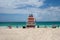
0, 0, 60, 22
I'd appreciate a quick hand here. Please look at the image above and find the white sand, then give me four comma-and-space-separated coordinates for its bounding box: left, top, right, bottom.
0, 28, 60, 40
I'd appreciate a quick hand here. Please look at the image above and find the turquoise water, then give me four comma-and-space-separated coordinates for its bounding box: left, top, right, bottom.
0, 22, 60, 28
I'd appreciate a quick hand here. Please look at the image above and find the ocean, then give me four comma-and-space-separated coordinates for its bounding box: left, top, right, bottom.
0, 22, 60, 28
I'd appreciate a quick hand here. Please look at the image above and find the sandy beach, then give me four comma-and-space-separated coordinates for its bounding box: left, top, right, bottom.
0, 28, 60, 40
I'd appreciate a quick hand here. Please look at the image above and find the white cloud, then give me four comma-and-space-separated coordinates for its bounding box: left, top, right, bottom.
15, 0, 44, 7
0, 0, 15, 8
0, 0, 60, 21
0, 0, 44, 8
0, 0, 45, 14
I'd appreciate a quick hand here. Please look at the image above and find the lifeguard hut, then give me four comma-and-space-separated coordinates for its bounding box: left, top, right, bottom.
26, 14, 35, 28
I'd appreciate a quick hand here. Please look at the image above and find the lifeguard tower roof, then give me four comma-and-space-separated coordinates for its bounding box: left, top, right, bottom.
29, 14, 33, 17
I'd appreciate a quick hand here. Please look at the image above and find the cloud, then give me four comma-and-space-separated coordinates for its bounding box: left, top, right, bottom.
36, 6, 60, 21
0, 0, 45, 13
0, 0, 15, 8
0, 0, 45, 8
0, 6, 60, 21
15, 0, 44, 8
0, 0, 60, 21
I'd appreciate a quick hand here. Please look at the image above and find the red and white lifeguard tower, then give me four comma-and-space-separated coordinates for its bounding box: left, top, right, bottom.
26, 14, 35, 28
